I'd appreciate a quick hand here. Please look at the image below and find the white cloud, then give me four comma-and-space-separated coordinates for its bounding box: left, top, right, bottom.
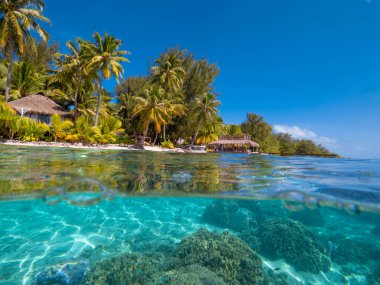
273, 125, 316, 139
355, 146, 368, 151
318, 136, 338, 145
273, 125, 337, 146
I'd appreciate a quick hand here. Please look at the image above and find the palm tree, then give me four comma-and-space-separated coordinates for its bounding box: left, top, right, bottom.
152, 53, 186, 93
82, 32, 130, 127
10, 61, 45, 99
190, 93, 221, 146
56, 39, 86, 124
152, 52, 186, 140
117, 92, 136, 130
0, 0, 50, 102
132, 85, 170, 149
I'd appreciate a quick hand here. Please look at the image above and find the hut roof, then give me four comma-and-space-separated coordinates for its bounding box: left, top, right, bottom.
208, 139, 260, 148
8, 94, 71, 116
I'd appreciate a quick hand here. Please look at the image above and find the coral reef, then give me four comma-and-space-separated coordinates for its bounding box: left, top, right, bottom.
149, 265, 227, 285
288, 209, 325, 227
256, 219, 331, 274
238, 228, 260, 252
32, 260, 89, 285
372, 225, 380, 237
262, 268, 298, 285
82, 252, 167, 285
328, 234, 380, 265
82, 229, 266, 285
367, 266, 380, 285
202, 200, 256, 231
236, 200, 289, 224
174, 228, 264, 284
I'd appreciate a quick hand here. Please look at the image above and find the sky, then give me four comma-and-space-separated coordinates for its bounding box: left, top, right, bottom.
43, 0, 380, 158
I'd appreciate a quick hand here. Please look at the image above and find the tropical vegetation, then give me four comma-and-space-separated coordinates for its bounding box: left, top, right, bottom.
0, 1, 336, 156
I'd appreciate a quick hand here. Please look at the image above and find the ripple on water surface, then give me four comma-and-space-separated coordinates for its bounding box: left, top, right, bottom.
0, 146, 380, 284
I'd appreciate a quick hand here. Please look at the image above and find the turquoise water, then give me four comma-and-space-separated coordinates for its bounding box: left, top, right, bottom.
0, 145, 379, 284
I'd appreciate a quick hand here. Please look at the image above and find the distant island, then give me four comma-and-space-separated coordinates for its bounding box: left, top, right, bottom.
0, 1, 337, 157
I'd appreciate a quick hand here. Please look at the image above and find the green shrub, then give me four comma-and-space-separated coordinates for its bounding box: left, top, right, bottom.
161, 140, 174, 149
72, 117, 102, 144
19, 118, 50, 142
0, 102, 16, 138
99, 116, 124, 144
50, 114, 74, 142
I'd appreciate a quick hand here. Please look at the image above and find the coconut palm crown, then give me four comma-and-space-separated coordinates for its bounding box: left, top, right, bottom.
81, 32, 130, 127
152, 53, 186, 93
191, 93, 221, 146
132, 85, 171, 149
0, 0, 50, 102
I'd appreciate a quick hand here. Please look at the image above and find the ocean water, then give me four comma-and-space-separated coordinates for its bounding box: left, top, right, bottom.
0, 145, 379, 285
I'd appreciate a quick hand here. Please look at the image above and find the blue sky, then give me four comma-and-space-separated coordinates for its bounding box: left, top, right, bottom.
44, 0, 380, 158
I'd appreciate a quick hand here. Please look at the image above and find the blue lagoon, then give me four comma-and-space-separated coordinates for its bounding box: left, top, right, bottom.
0, 145, 379, 284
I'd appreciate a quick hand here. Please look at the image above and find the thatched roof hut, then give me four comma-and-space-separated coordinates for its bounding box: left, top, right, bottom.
8, 94, 71, 116
208, 134, 260, 152
8, 94, 71, 124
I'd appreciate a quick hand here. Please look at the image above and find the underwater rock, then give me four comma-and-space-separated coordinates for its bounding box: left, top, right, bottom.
202, 200, 256, 231
329, 234, 380, 265
174, 228, 264, 284
150, 265, 227, 285
256, 219, 331, 274
32, 260, 89, 285
82, 252, 167, 285
288, 209, 325, 227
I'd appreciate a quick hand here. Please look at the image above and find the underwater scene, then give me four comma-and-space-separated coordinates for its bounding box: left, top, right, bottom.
0, 145, 380, 285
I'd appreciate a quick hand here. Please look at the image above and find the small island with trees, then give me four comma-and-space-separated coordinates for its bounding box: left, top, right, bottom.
0, 0, 337, 157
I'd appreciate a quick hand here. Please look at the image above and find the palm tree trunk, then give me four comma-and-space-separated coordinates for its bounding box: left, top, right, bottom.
73, 87, 79, 126
94, 78, 102, 127
153, 132, 159, 145
163, 125, 166, 141
5, 42, 15, 102
135, 124, 149, 150
190, 117, 204, 146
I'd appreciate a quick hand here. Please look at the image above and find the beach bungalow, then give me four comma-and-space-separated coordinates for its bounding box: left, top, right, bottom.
8, 93, 71, 124
208, 134, 260, 153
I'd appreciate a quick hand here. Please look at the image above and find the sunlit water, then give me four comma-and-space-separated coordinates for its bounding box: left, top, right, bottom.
0, 145, 379, 285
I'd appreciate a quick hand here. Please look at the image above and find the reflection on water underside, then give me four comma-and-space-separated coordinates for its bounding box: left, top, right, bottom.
0, 145, 379, 212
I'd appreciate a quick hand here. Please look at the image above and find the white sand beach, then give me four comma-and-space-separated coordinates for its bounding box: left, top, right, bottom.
0, 140, 186, 153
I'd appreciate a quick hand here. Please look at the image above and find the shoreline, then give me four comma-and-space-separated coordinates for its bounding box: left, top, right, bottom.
0, 140, 186, 153
0, 140, 340, 158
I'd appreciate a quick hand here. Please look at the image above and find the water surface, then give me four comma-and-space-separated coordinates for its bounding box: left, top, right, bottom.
0, 145, 379, 284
